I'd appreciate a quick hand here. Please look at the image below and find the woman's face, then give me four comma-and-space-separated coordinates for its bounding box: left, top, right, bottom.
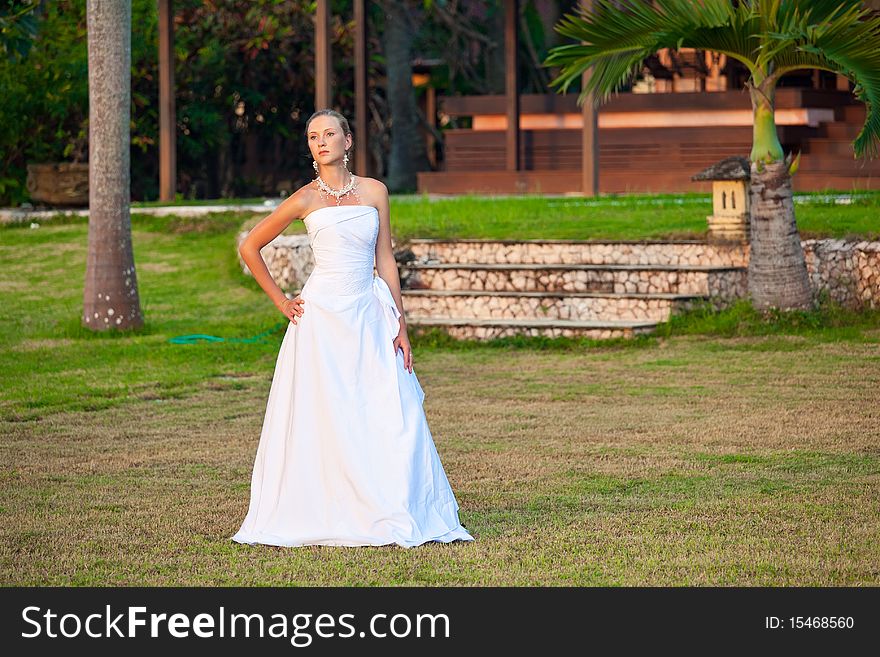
307, 116, 352, 166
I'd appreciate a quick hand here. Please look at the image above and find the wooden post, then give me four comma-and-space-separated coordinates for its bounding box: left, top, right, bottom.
505, 0, 520, 172
426, 84, 437, 168
354, 0, 369, 176
580, 0, 598, 196
315, 0, 331, 110
158, 0, 176, 202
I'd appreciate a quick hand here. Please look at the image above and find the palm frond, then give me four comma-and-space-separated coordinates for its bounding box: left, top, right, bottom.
764, 1, 880, 159
755, 0, 862, 72
812, 12, 880, 158
544, 0, 759, 107
775, 0, 864, 27
545, 0, 880, 159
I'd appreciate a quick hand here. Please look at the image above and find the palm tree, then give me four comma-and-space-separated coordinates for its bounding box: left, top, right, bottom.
83, 0, 143, 331
543, 0, 880, 311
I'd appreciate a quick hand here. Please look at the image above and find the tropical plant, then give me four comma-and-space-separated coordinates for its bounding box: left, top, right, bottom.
543, 0, 880, 311
0, 0, 38, 60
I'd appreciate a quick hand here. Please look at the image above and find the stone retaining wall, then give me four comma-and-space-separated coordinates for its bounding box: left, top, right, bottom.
426, 324, 656, 340
406, 266, 748, 297
408, 239, 748, 267
237, 233, 314, 294
403, 292, 698, 323
802, 239, 880, 309
238, 231, 880, 309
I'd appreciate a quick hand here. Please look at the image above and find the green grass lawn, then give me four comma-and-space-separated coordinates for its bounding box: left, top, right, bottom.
1, 200, 878, 585
45, 189, 880, 242
131, 196, 269, 207
382, 191, 880, 241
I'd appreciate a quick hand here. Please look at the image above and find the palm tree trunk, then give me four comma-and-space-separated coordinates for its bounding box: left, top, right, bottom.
83, 0, 143, 331
749, 89, 784, 163
746, 82, 813, 311
747, 159, 813, 311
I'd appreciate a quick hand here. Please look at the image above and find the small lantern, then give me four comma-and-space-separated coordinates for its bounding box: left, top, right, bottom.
691, 156, 751, 243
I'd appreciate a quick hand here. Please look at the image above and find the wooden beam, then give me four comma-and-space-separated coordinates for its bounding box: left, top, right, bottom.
505, 0, 520, 171
315, 0, 331, 110
426, 85, 437, 168
158, 0, 176, 202
580, 0, 598, 196
354, 0, 368, 176
440, 87, 834, 115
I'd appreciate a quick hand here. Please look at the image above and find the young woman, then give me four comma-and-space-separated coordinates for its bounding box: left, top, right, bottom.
231, 109, 474, 548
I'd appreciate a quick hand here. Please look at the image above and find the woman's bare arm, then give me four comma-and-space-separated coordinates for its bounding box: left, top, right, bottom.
239, 189, 311, 308
373, 181, 406, 329
373, 180, 415, 372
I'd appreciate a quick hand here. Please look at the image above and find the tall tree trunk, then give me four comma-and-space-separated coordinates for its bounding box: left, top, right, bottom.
83, 0, 143, 331
747, 83, 812, 311
382, 0, 430, 193
747, 160, 813, 311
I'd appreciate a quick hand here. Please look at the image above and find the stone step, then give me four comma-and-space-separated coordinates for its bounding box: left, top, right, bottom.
402, 289, 702, 322
407, 239, 747, 268
407, 316, 659, 340
403, 262, 747, 296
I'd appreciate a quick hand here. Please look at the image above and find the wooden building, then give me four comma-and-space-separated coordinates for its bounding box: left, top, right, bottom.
418, 30, 880, 195
417, 85, 877, 194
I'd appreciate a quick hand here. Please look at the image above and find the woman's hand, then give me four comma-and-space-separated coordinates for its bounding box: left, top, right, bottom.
276, 295, 305, 324
393, 325, 413, 373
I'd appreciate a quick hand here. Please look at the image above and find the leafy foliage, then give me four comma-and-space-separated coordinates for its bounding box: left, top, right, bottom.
0, 1, 88, 205
0, 0, 359, 205
2, 1, 591, 205
0, 0, 38, 60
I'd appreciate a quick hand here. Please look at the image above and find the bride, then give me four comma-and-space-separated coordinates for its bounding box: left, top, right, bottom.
231, 109, 474, 548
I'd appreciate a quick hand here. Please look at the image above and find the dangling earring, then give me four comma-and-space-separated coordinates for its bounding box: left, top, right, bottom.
342, 150, 350, 171
312, 160, 318, 174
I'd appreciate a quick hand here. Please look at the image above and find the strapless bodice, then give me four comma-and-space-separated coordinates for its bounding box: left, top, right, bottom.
302, 205, 380, 296
299, 204, 402, 341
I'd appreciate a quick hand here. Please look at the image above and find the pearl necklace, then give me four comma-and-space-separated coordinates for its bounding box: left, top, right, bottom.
315, 172, 360, 205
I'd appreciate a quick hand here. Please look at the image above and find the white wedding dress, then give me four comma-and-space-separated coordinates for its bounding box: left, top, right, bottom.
232, 204, 474, 548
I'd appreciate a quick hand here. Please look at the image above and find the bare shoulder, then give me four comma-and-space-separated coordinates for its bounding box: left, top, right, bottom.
356, 176, 389, 206
288, 182, 321, 218
357, 176, 387, 193
240, 184, 320, 250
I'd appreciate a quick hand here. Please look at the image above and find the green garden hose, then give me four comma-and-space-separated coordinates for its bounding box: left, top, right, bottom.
168, 320, 289, 345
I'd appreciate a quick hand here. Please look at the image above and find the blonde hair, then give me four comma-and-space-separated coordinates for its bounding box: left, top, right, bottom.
304, 109, 352, 138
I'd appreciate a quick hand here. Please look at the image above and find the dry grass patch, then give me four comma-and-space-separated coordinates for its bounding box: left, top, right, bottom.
2, 334, 878, 586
